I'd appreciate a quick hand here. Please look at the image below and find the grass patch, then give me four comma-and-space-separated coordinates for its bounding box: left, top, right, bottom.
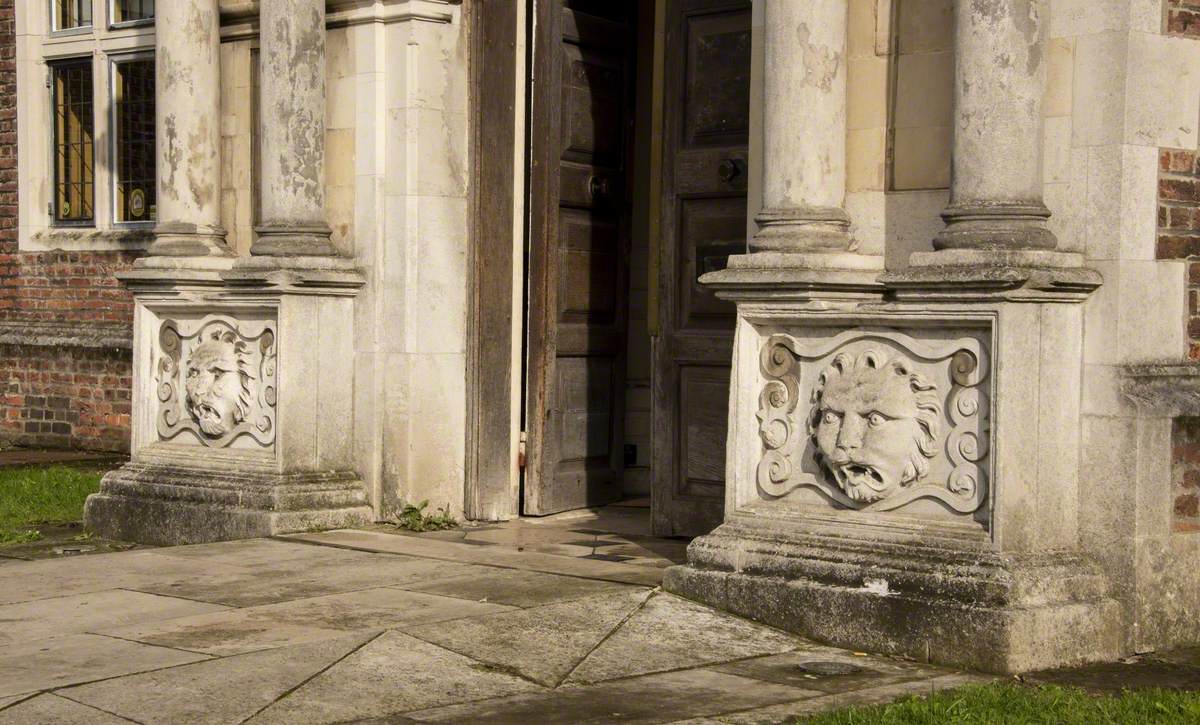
0, 465, 104, 545
797, 683, 1200, 724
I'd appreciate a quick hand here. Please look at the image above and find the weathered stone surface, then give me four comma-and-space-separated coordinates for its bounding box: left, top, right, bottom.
407, 589, 652, 686
0, 634, 209, 698
0, 589, 228, 646
406, 668, 811, 724
100, 587, 512, 656
59, 633, 378, 725
404, 567, 641, 608
708, 650, 943, 694
0, 694, 133, 725
244, 631, 543, 724
665, 529, 1123, 674
85, 465, 373, 546
565, 592, 801, 684
1121, 363, 1200, 416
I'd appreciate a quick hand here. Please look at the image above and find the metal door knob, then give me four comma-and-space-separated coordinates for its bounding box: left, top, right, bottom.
717, 158, 745, 182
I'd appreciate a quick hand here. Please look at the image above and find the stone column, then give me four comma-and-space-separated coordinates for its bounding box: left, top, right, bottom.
751, 0, 850, 253
253, 0, 337, 257
148, 0, 229, 256
934, 0, 1055, 251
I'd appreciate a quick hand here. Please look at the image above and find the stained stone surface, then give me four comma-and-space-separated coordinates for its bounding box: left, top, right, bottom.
0, 589, 228, 646
244, 631, 545, 723
404, 566, 637, 608
407, 589, 653, 686
404, 669, 813, 724
0, 694, 133, 725
565, 592, 802, 684
0, 634, 209, 698
0, 533, 982, 723
58, 633, 378, 725
100, 587, 513, 656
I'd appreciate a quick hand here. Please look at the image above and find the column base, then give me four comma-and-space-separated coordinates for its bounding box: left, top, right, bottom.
84, 463, 373, 546
933, 202, 1057, 251
148, 223, 234, 257
750, 206, 852, 253
664, 521, 1123, 674
252, 224, 340, 257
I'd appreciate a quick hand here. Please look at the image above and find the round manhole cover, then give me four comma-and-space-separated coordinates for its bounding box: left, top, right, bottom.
796, 660, 863, 676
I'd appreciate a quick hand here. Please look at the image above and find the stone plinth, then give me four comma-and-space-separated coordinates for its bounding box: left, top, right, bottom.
85, 259, 372, 545
664, 257, 1121, 673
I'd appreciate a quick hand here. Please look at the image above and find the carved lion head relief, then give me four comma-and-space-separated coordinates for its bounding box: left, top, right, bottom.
809, 349, 940, 503
184, 329, 255, 438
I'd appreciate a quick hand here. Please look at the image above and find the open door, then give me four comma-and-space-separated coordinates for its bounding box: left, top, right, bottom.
652, 0, 752, 536
524, 0, 637, 515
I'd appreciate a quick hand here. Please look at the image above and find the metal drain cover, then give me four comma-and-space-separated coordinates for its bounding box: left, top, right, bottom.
796, 660, 863, 676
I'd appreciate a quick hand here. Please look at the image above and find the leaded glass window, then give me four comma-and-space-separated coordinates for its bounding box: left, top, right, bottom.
113, 57, 155, 223
52, 59, 95, 223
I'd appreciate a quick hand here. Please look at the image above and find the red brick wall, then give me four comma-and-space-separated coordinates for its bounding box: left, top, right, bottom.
1169, 0, 1200, 38
0, 0, 138, 452
1156, 148, 1200, 360
1172, 418, 1200, 531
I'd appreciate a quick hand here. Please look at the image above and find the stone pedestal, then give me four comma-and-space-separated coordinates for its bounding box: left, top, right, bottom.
85, 260, 372, 545
665, 257, 1122, 673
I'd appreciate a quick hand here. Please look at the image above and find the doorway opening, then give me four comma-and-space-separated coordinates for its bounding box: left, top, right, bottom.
519, 0, 752, 537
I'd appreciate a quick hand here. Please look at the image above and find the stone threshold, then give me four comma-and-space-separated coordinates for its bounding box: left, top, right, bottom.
278, 529, 665, 588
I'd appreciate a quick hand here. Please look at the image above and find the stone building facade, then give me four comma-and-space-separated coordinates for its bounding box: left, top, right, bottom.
6, 0, 1200, 673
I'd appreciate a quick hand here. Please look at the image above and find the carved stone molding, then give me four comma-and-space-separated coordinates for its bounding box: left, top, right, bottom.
156, 316, 277, 448
756, 329, 990, 514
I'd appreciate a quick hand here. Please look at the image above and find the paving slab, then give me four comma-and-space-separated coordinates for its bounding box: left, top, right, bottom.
100, 587, 514, 656
58, 632, 379, 725
245, 630, 545, 724
0, 588, 228, 646
131, 552, 493, 608
282, 530, 664, 586
402, 566, 641, 608
565, 592, 802, 684
686, 673, 994, 724
404, 668, 817, 724
0, 550, 252, 605
147, 537, 377, 568
0, 693, 133, 724
0, 633, 209, 698
407, 589, 653, 686
709, 649, 946, 694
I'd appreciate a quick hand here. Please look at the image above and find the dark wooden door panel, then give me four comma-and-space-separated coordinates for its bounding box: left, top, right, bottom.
653, 0, 751, 537
526, 0, 635, 516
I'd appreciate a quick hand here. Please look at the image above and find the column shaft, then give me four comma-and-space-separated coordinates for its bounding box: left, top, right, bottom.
751, 0, 850, 253
935, 0, 1056, 251
150, 0, 229, 256
254, 0, 336, 256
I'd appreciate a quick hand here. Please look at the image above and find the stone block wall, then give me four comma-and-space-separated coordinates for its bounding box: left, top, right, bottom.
0, 0, 137, 452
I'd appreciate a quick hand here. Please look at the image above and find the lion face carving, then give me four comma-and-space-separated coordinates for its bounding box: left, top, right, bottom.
810, 350, 940, 504
184, 330, 254, 438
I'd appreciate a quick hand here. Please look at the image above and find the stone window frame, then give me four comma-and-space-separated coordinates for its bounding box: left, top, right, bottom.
17, 0, 156, 252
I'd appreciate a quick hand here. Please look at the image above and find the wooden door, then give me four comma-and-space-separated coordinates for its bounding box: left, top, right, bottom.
525, 0, 636, 515
652, 0, 752, 536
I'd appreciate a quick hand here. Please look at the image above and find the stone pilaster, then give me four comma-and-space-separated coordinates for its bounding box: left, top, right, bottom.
252, 0, 338, 257
751, 0, 851, 253
933, 0, 1055, 252
666, 0, 1119, 673
147, 0, 231, 257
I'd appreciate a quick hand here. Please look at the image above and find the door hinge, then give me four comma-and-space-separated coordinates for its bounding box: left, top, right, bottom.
517, 430, 527, 470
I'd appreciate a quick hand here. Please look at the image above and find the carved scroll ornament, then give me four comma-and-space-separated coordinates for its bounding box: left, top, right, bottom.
156, 317, 277, 448
756, 330, 990, 514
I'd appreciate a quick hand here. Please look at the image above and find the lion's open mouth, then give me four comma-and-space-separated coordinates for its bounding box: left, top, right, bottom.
834, 463, 887, 502
191, 401, 227, 436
